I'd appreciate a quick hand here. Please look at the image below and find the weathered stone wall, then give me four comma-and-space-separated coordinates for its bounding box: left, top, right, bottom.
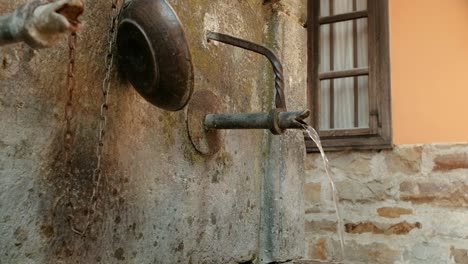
0, 0, 307, 263
304, 144, 468, 264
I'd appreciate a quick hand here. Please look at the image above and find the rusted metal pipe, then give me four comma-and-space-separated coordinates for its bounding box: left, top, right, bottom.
0, 0, 84, 48
204, 109, 310, 135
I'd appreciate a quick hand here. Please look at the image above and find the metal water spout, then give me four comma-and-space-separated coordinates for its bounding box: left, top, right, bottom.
204, 109, 310, 135
202, 31, 310, 135
204, 31, 310, 135
187, 32, 311, 155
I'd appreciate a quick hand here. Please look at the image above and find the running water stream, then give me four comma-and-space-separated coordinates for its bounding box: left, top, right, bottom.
302, 124, 346, 262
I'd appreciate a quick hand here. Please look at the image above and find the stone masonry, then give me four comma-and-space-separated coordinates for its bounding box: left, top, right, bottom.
304, 144, 468, 264
0, 0, 308, 263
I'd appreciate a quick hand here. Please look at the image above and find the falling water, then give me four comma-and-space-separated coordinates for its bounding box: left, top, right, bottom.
303, 124, 346, 262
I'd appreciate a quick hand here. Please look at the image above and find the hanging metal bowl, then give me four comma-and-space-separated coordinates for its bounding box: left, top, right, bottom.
116, 0, 194, 111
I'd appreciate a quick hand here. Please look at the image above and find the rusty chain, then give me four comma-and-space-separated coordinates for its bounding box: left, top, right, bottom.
66, 0, 123, 236
63, 30, 81, 234
81, 0, 123, 236
62, 31, 78, 232
64, 32, 77, 156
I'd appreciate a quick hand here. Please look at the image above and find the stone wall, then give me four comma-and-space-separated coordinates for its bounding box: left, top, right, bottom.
0, 0, 308, 263
304, 144, 468, 264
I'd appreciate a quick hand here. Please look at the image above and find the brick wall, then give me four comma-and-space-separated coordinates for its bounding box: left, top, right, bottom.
304, 144, 468, 264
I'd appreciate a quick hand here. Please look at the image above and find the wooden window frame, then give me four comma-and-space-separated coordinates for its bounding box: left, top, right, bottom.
306, 0, 393, 152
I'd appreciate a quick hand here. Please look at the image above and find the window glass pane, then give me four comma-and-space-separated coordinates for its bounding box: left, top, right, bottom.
319, 80, 331, 129
333, 19, 354, 71
319, 18, 368, 72
333, 77, 354, 129
320, 24, 331, 72
319, 76, 369, 130
319, 0, 368, 72
356, 18, 368, 68
357, 76, 369, 128
320, 0, 331, 17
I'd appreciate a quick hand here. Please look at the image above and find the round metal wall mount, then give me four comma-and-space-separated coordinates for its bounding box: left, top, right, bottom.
116, 0, 194, 111
187, 90, 223, 156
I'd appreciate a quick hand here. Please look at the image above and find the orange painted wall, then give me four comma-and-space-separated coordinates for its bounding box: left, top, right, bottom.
390, 0, 468, 144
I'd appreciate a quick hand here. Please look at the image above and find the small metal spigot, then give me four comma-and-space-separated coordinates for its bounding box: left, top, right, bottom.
204, 109, 310, 135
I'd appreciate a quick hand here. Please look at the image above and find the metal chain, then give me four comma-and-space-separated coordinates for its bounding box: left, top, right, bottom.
64, 32, 77, 178
63, 31, 83, 235
75, 0, 123, 236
